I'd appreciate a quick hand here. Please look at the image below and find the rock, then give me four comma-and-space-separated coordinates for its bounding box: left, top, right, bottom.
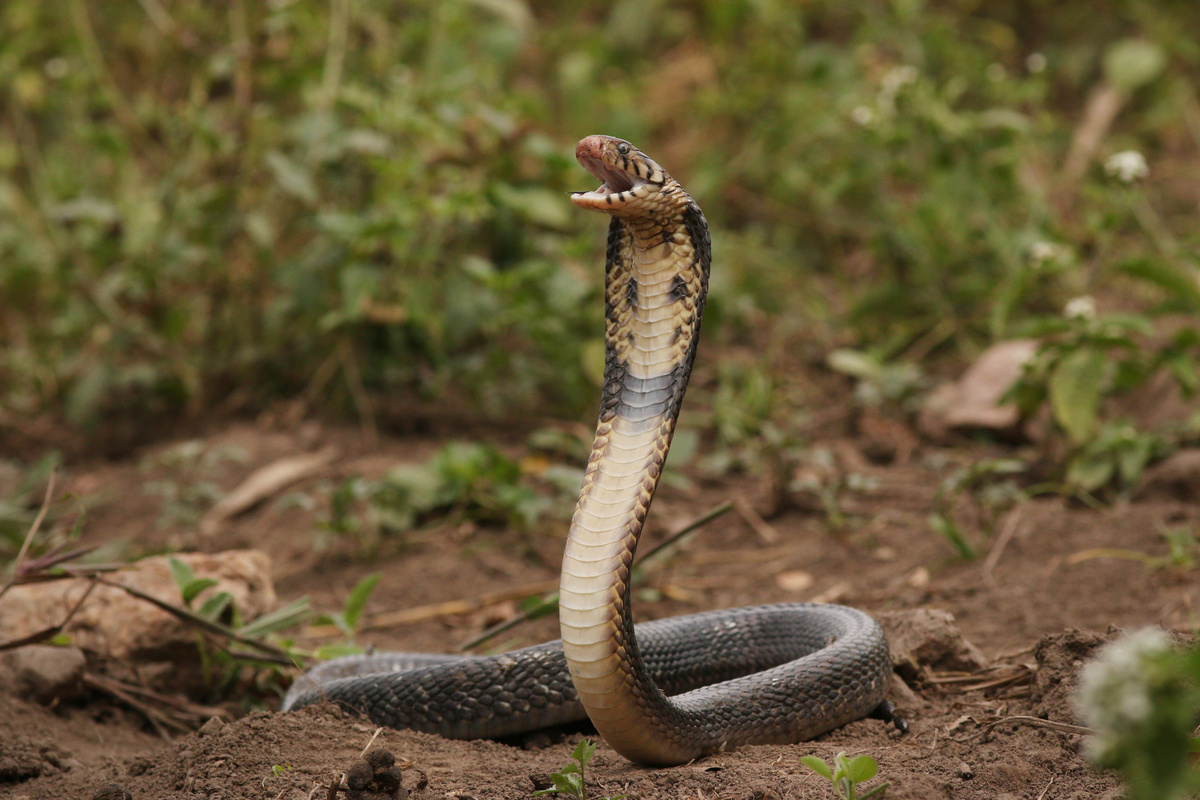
0, 550, 275, 691
878, 608, 990, 680
918, 340, 1038, 441
0, 645, 86, 704
957, 762, 974, 779
197, 716, 224, 737
888, 672, 925, 708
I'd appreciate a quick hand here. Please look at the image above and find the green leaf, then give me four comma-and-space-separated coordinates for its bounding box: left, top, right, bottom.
197, 591, 233, 621
929, 513, 976, 560
1049, 348, 1106, 445
519, 593, 559, 620
265, 151, 319, 205
1103, 38, 1166, 93
168, 558, 198, 595
800, 755, 833, 780
1066, 452, 1115, 492
493, 183, 571, 229
342, 573, 381, 632
182, 577, 220, 606
844, 755, 879, 784
827, 349, 879, 380
1165, 353, 1199, 396
572, 738, 597, 767
238, 597, 311, 638
313, 642, 365, 661
858, 782, 889, 799
1117, 258, 1200, 313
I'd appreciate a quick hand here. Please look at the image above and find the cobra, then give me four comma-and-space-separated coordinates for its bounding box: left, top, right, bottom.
284, 135, 896, 766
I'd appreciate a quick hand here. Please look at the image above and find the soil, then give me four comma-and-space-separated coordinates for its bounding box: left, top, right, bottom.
1, 410, 1194, 800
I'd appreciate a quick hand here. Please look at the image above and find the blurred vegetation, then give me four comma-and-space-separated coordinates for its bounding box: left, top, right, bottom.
1, 0, 1199, 486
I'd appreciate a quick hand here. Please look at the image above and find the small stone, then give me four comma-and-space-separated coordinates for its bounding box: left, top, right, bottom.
957, 762, 975, 779
2, 645, 87, 704
774, 570, 814, 593
197, 716, 224, 736
346, 760, 374, 791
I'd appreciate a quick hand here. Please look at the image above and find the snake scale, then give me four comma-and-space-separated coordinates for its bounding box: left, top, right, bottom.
284, 135, 895, 766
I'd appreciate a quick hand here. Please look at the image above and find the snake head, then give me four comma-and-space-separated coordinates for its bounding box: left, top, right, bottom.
571, 135, 669, 215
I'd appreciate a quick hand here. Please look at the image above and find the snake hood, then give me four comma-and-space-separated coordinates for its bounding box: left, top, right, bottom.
571, 135, 671, 215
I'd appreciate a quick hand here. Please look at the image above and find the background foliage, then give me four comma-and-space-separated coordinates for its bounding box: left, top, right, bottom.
1, 0, 1198, 453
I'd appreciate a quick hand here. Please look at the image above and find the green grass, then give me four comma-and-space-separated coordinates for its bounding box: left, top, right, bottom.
1, 0, 1198, 493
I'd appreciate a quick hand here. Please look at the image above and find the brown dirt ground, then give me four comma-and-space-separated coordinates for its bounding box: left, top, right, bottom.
1, 412, 1194, 800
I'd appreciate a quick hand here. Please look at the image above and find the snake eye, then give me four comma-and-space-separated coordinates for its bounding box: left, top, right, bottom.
616, 142, 630, 155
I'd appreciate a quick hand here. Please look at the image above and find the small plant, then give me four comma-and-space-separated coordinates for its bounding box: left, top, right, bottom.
166, 556, 317, 698
141, 441, 249, 530
1074, 629, 1200, 800
262, 763, 293, 788
827, 349, 925, 409
1161, 525, 1198, 570
1069, 525, 1199, 573
799, 751, 888, 800
323, 441, 575, 550
1007, 304, 1187, 495
534, 739, 626, 800
0, 452, 63, 559
928, 458, 1026, 560
310, 572, 382, 660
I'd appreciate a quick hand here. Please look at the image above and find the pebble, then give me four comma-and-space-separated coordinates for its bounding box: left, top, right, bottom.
1, 645, 87, 704
197, 716, 224, 736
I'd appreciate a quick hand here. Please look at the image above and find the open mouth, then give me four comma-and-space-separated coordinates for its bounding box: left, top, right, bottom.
576, 154, 645, 198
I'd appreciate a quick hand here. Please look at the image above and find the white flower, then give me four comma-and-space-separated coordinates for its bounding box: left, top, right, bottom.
44, 57, 70, 79
1074, 628, 1171, 760
1063, 295, 1096, 319
1026, 53, 1047, 74
1105, 150, 1149, 183
882, 65, 919, 94
878, 65, 919, 114
1029, 241, 1069, 268
851, 106, 878, 127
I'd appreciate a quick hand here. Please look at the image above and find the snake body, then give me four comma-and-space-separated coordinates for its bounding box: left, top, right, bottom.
284, 136, 893, 765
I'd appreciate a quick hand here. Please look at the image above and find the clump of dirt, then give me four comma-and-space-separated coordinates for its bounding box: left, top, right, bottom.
1030, 628, 1114, 722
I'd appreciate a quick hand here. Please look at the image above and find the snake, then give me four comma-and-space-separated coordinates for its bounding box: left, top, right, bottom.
284, 135, 896, 766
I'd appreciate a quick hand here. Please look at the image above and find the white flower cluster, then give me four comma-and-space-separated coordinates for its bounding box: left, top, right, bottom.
878, 65, 919, 115
1074, 628, 1171, 762
1029, 241, 1070, 269
852, 65, 920, 128
1063, 295, 1096, 320
1105, 150, 1149, 183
